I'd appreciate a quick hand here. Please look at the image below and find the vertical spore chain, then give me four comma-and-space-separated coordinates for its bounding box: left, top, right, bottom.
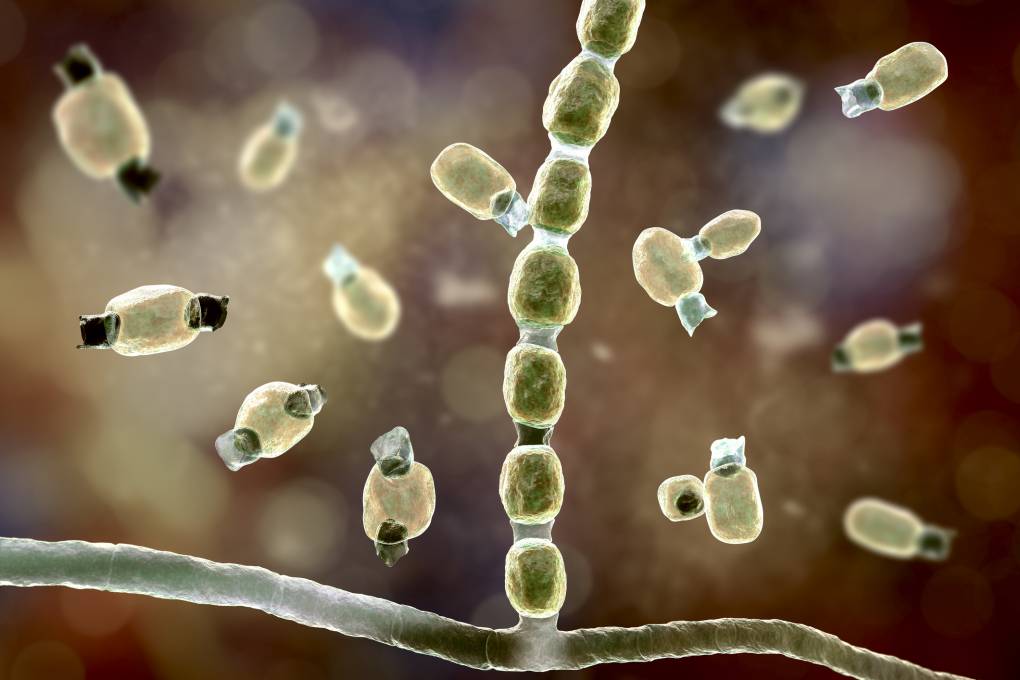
496, 0, 646, 623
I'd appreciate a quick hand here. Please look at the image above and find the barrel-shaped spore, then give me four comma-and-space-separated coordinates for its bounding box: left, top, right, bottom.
697, 210, 762, 260
504, 538, 567, 618
503, 343, 567, 427
323, 244, 401, 341
844, 497, 953, 561
832, 319, 922, 373
632, 227, 704, 306
362, 463, 436, 543
430, 143, 517, 221
836, 42, 947, 118
543, 55, 620, 148
216, 382, 326, 471
78, 285, 228, 356
719, 73, 804, 134
508, 245, 581, 327
238, 102, 303, 192
576, 0, 646, 59
52, 44, 159, 201
704, 442, 763, 545
657, 475, 705, 522
500, 445, 565, 524
528, 158, 592, 235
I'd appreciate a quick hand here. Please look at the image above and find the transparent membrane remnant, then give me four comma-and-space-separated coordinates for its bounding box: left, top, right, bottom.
710, 436, 746, 470
371, 426, 414, 477
323, 243, 361, 286
835, 78, 883, 118
494, 192, 530, 237
676, 292, 716, 336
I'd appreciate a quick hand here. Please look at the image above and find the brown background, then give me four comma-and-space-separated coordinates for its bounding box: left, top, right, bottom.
0, 0, 1018, 678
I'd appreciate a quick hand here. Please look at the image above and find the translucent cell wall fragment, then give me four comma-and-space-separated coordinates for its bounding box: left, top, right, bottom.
362, 461, 436, 567
576, 0, 646, 59
499, 445, 565, 525
503, 343, 567, 427
371, 426, 415, 477
542, 54, 621, 147
238, 101, 303, 192
836, 42, 947, 118
52, 44, 159, 201
430, 143, 521, 222
77, 285, 228, 356
657, 475, 705, 522
507, 245, 582, 328
844, 497, 953, 561
323, 244, 402, 341
703, 437, 763, 544
504, 538, 567, 618
216, 382, 326, 471
719, 73, 805, 134
698, 210, 761, 259
527, 158, 592, 235
832, 319, 922, 373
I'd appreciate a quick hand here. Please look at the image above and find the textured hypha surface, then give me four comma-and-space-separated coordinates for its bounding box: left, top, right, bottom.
499, 446, 565, 524
698, 210, 761, 259
430, 143, 515, 220
508, 245, 581, 327
704, 465, 763, 544
504, 539, 566, 618
841, 319, 901, 372
333, 267, 401, 341
542, 55, 621, 147
362, 462, 436, 541
238, 125, 298, 192
105, 285, 197, 356
53, 74, 149, 178
503, 344, 567, 427
576, 0, 645, 58
657, 475, 705, 521
528, 159, 592, 234
721, 73, 804, 133
843, 498, 921, 559
235, 382, 314, 457
632, 227, 704, 306
870, 42, 947, 111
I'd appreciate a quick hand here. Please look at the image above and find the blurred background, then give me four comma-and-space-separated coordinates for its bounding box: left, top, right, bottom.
0, 0, 1018, 677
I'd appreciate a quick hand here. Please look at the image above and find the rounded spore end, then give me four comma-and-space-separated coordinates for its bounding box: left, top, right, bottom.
215, 427, 262, 471
190, 294, 229, 332
657, 475, 705, 522
77, 313, 116, 349
55, 44, 101, 88
272, 101, 304, 138
898, 322, 924, 355
916, 525, 954, 562
504, 538, 567, 618
835, 78, 883, 118
115, 159, 161, 202
430, 143, 516, 221
870, 42, 947, 111
500, 446, 565, 525
710, 436, 746, 470
375, 539, 409, 567
676, 292, 717, 336
322, 244, 360, 286
370, 426, 414, 477
576, 0, 646, 59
